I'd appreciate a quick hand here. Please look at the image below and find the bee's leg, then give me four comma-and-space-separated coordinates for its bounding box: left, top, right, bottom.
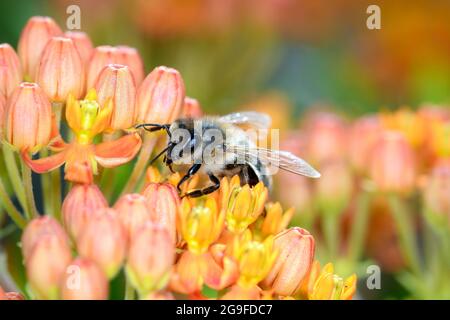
177, 164, 201, 192
183, 174, 220, 198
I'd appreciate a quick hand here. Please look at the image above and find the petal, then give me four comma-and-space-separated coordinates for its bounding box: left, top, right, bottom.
21, 149, 66, 173
94, 133, 142, 168
203, 252, 238, 290
64, 160, 94, 184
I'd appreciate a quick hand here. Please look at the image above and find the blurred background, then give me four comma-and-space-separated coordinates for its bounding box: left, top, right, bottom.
1, 0, 449, 300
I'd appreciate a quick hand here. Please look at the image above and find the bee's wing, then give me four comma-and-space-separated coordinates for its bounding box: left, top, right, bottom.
229, 145, 321, 178
218, 112, 271, 129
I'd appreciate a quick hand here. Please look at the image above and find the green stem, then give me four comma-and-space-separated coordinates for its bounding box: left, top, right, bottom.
40, 149, 53, 216
51, 102, 64, 219
21, 160, 38, 220
323, 213, 339, 261
347, 192, 371, 263
124, 278, 135, 300
387, 193, 421, 275
2, 146, 27, 212
121, 135, 157, 195
0, 176, 26, 228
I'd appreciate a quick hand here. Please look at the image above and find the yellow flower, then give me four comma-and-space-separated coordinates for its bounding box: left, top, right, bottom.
225, 181, 268, 234
256, 202, 294, 239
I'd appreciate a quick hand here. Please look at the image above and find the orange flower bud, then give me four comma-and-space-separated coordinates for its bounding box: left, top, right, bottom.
36, 37, 84, 101
4, 82, 52, 153
60, 257, 109, 300
114, 193, 151, 242
262, 227, 315, 296
0, 43, 22, 98
221, 284, 261, 300
26, 233, 72, 299
64, 31, 94, 64
86, 46, 120, 89
21, 216, 69, 263
181, 97, 202, 119
143, 291, 175, 300
116, 46, 145, 85
423, 161, 450, 230
62, 184, 108, 240
18, 16, 62, 81
0, 93, 6, 134
126, 222, 174, 295
369, 131, 416, 193
95, 64, 137, 130
170, 250, 205, 295
77, 208, 127, 278
142, 182, 180, 244
136, 66, 185, 124
145, 166, 162, 184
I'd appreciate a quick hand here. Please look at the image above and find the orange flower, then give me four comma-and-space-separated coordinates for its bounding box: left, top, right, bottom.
64, 31, 94, 64
380, 108, 425, 148
423, 161, 450, 230
21, 89, 142, 184
170, 250, 205, 295
4, 82, 52, 153
255, 202, 294, 239
181, 96, 202, 119
36, 37, 85, 101
86, 46, 121, 89
18, 16, 62, 81
116, 46, 145, 85
0, 43, 22, 98
221, 285, 261, 300
60, 257, 109, 300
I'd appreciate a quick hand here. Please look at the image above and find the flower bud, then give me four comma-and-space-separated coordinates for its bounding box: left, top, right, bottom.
142, 182, 179, 244
170, 250, 205, 295
181, 97, 202, 119
60, 257, 109, 300
86, 46, 120, 89
0, 94, 6, 134
26, 233, 72, 299
77, 208, 127, 278
306, 263, 356, 300
423, 161, 450, 230
116, 46, 145, 85
369, 131, 416, 193
136, 66, 185, 124
95, 64, 137, 130
143, 291, 175, 300
62, 184, 108, 240
64, 31, 94, 64
18, 16, 62, 80
126, 222, 174, 295
21, 216, 69, 263
4, 82, 52, 153
262, 227, 314, 296
36, 37, 84, 101
0, 287, 24, 300
0, 43, 22, 98
114, 193, 151, 242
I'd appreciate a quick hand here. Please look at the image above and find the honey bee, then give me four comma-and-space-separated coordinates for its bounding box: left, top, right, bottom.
136, 112, 320, 197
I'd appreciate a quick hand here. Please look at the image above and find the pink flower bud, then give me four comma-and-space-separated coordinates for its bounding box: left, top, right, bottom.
76, 208, 127, 278
64, 31, 94, 64
86, 46, 120, 89
62, 184, 108, 240
116, 46, 145, 85
18, 16, 62, 81
181, 97, 202, 119
95, 64, 137, 130
21, 216, 69, 263
369, 131, 416, 193
5, 82, 52, 153
142, 182, 180, 244
114, 193, 152, 243
262, 227, 315, 296
0, 43, 22, 99
26, 233, 72, 299
60, 257, 109, 300
136, 66, 185, 124
126, 222, 174, 295
36, 37, 84, 101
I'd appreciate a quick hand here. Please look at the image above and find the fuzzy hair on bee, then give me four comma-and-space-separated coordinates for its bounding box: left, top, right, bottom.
136, 112, 320, 198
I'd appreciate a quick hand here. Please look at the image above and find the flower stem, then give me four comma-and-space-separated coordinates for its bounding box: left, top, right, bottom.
121, 135, 157, 195
40, 149, 53, 216
21, 160, 39, 220
2, 146, 27, 212
0, 176, 26, 228
323, 212, 339, 261
347, 191, 371, 263
124, 278, 135, 300
51, 102, 64, 219
387, 193, 421, 275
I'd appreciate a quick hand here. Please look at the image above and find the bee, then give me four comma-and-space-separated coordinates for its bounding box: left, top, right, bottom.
136, 112, 320, 197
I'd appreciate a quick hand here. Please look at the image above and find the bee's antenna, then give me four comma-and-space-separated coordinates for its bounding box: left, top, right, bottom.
149, 143, 173, 165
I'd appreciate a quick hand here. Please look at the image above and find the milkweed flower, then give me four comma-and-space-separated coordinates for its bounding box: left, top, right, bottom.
126, 222, 175, 296
36, 37, 84, 101
22, 89, 142, 184
262, 227, 314, 296
62, 184, 108, 240
77, 208, 126, 279
18, 16, 62, 81
0, 43, 22, 99
60, 257, 109, 300
181, 97, 202, 119
381, 108, 425, 148
95, 64, 137, 130
170, 250, 206, 295
116, 46, 145, 85
423, 161, 450, 230
4, 82, 52, 153
64, 31, 94, 64
253, 202, 294, 239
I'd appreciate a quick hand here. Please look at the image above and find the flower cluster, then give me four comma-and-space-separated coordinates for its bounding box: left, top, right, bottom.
0, 16, 355, 300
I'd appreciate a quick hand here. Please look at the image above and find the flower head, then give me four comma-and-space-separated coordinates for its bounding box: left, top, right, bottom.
0, 43, 22, 99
